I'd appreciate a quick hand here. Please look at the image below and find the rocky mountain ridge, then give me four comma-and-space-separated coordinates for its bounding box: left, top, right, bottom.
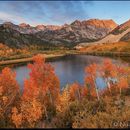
77, 19, 130, 48
0, 19, 118, 48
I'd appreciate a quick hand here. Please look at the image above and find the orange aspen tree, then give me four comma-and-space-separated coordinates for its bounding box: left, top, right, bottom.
56, 85, 70, 113
0, 67, 20, 126
69, 83, 81, 101
116, 65, 129, 95
22, 54, 60, 120
85, 63, 100, 100
100, 59, 117, 93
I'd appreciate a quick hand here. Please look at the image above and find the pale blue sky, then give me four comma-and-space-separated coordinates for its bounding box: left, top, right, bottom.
0, 1, 129, 26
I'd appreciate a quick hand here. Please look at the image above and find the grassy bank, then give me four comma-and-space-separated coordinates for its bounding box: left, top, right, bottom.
0, 49, 82, 66
1, 49, 130, 66
80, 51, 130, 57
0, 53, 67, 66
79, 41, 130, 55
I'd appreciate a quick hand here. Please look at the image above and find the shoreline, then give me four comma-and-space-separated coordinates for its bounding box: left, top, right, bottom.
0, 50, 130, 66
81, 51, 130, 57
0, 53, 66, 66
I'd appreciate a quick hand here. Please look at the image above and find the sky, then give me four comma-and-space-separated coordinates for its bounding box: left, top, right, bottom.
0, 1, 130, 26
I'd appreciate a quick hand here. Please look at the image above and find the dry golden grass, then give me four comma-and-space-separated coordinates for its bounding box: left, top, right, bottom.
79, 42, 130, 53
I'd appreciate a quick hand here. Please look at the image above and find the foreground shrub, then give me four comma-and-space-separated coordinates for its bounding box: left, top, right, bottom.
72, 97, 130, 128
0, 67, 20, 127
11, 99, 42, 128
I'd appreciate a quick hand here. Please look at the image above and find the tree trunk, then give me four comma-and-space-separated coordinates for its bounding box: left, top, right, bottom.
93, 76, 100, 100
77, 88, 81, 101
106, 78, 111, 93
43, 104, 48, 121
120, 87, 122, 96
49, 90, 53, 105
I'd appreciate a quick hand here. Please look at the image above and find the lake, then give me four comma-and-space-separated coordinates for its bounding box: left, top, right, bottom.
12, 55, 129, 90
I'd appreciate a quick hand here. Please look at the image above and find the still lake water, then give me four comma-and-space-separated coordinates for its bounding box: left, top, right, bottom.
12, 55, 129, 90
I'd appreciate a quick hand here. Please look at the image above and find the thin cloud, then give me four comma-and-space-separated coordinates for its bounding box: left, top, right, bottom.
0, 12, 28, 24
0, 1, 93, 25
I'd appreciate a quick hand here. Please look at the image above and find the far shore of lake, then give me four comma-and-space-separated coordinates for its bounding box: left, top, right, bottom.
1, 50, 130, 66
0, 53, 67, 66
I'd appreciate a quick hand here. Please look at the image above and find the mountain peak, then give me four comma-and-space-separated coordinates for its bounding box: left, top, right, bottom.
120, 19, 130, 28
3, 22, 13, 25
71, 20, 81, 26
112, 19, 130, 35
70, 19, 117, 30
82, 19, 118, 29
19, 23, 31, 28
36, 24, 45, 30
3, 22, 14, 28
46, 25, 61, 30
63, 23, 69, 27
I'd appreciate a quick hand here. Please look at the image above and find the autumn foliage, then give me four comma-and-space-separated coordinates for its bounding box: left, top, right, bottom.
85, 59, 130, 99
11, 54, 60, 128
23, 54, 60, 105
0, 67, 20, 127
0, 55, 130, 128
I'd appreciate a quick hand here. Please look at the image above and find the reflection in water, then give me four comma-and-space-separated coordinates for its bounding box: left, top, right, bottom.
12, 55, 129, 90
13, 66, 30, 88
